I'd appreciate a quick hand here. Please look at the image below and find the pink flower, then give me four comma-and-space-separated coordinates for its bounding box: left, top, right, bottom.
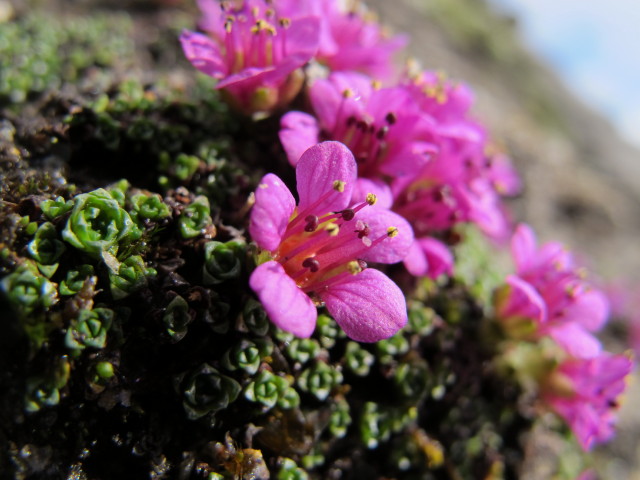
180, 0, 320, 114
280, 72, 437, 204
494, 224, 609, 358
249, 141, 412, 341
542, 352, 632, 450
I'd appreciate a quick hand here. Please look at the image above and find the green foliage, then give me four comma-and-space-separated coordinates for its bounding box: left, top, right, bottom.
222, 339, 273, 375
162, 294, 193, 342
344, 341, 375, 376
40, 196, 74, 221
62, 188, 140, 259
130, 193, 171, 222
27, 222, 66, 278
59, 264, 95, 296
178, 195, 212, 239
277, 458, 309, 480
108, 254, 156, 300
181, 364, 241, 421
1, 263, 58, 317
65, 307, 114, 352
296, 361, 343, 401
244, 370, 299, 409
202, 240, 246, 285
284, 338, 320, 366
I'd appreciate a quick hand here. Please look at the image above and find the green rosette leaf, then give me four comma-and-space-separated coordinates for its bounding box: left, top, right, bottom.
1, 264, 58, 317
27, 222, 66, 278
202, 240, 245, 285
178, 195, 212, 239
59, 264, 95, 296
181, 364, 241, 420
62, 188, 139, 258
64, 307, 114, 352
40, 196, 74, 220
108, 254, 156, 300
131, 193, 171, 222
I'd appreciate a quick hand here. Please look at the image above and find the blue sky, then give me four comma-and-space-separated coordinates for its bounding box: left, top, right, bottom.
487, 0, 640, 148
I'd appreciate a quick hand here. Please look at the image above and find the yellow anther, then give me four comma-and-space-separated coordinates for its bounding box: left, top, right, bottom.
371, 79, 382, 90
366, 193, 377, 205
224, 20, 233, 33
342, 88, 354, 98
386, 226, 399, 238
347, 260, 363, 274
333, 180, 346, 192
326, 223, 340, 236
279, 17, 291, 28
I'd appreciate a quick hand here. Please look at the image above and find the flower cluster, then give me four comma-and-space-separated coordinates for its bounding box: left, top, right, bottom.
493, 224, 632, 450
180, 0, 632, 452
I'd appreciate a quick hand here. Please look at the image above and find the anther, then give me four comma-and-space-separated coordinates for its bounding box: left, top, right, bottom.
385, 112, 397, 125
333, 180, 346, 192
304, 215, 319, 232
302, 257, 320, 273
371, 79, 382, 90
347, 260, 363, 274
355, 221, 370, 239
386, 226, 399, 238
279, 17, 291, 28
366, 193, 377, 205
346, 115, 357, 127
343, 88, 354, 98
376, 126, 389, 140
340, 209, 355, 221
326, 223, 340, 236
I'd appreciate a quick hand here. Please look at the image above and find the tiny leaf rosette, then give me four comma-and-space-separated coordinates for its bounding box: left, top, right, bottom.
62, 188, 139, 258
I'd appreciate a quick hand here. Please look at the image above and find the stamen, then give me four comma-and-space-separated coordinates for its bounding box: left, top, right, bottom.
326, 223, 340, 236
348, 260, 363, 274
343, 88, 354, 98
366, 193, 377, 205
304, 215, 319, 232
340, 209, 355, 221
333, 180, 346, 192
376, 126, 389, 140
387, 226, 399, 238
302, 257, 320, 272
279, 17, 291, 28
385, 112, 397, 125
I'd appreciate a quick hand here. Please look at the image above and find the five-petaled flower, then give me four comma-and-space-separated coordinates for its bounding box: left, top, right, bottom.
249, 141, 412, 341
542, 352, 632, 451
181, 0, 320, 114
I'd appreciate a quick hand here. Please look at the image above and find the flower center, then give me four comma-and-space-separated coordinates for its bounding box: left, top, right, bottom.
220, 1, 290, 72
271, 191, 396, 296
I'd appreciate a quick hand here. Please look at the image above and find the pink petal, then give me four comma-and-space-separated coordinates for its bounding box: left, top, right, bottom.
352, 177, 393, 209
279, 111, 320, 167
355, 207, 414, 264
180, 30, 227, 79
548, 322, 602, 359
249, 174, 295, 251
511, 223, 537, 274
418, 237, 454, 278
319, 269, 407, 342
563, 289, 609, 332
403, 240, 428, 276
495, 275, 547, 324
249, 261, 317, 338
296, 141, 356, 215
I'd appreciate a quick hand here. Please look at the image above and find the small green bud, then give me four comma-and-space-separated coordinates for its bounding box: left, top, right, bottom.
344, 342, 375, 377
96, 361, 115, 379
182, 364, 241, 420
202, 240, 245, 285
178, 195, 212, 239
296, 361, 342, 401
